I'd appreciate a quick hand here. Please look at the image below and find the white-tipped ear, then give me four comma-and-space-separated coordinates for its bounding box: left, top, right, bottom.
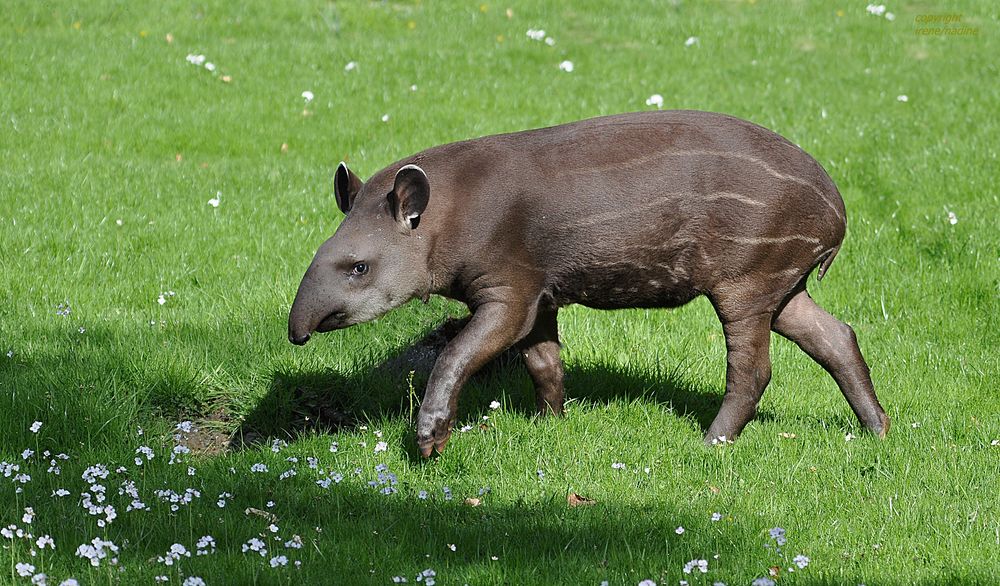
388, 164, 430, 230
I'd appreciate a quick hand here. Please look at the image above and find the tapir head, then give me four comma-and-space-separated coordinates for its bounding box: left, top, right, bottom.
288, 162, 432, 345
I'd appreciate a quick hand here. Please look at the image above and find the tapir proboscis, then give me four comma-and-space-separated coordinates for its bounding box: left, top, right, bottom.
288, 110, 890, 456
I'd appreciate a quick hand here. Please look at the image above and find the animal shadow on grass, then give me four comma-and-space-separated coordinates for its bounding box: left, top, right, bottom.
237, 317, 724, 451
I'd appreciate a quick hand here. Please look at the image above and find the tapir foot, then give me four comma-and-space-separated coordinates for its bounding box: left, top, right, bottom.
417, 432, 451, 458
535, 398, 565, 416
416, 412, 454, 457
873, 411, 891, 439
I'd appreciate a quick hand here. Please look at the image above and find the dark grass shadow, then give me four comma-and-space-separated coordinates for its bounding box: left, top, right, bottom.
236, 317, 725, 451
89, 466, 771, 585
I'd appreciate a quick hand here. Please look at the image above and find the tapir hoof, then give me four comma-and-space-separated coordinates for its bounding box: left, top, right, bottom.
417, 430, 452, 458
875, 413, 891, 439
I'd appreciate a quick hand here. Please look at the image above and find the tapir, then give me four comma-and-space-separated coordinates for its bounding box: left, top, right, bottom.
288, 110, 890, 456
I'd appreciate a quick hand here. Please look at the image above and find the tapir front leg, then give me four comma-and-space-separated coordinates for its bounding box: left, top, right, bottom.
417, 297, 534, 457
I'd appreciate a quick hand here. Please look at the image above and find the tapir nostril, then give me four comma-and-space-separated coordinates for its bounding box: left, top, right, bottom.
289, 332, 311, 346
333, 311, 347, 320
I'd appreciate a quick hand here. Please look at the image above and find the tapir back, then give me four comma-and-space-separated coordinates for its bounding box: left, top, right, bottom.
375, 110, 846, 313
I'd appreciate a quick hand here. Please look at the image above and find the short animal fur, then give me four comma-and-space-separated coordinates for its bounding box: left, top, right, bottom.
288, 110, 890, 456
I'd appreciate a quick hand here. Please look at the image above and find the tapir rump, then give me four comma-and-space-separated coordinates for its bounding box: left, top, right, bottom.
288, 110, 890, 456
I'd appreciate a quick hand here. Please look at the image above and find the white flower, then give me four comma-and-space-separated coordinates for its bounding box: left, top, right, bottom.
793, 554, 810, 569
23, 507, 34, 523
711, 512, 722, 522
374, 441, 388, 453
896, 94, 908, 102
270, 555, 288, 567
885, 12, 896, 21
186, 54, 206, 66
489, 400, 501, 410
59, 580, 80, 586
685, 36, 699, 47
675, 526, 685, 534
208, 191, 221, 207
36, 535, 55, 549
845, 433, 857, 442
157, 294, 167, 305
30, 421, 43, 433
645, 94, 664, 109
447, 543, 456, 551
544, 37, 555, 46
558, 60, 574, 72
16, 563, 35, 577
611, 462, 625, 470
866, 4, 886, 16
947, 210, 958, 225
301, 90, 314, 103
526, 29, 546, 41
75, 537, 120, 567
242, 537, 267, 556
204, 62, 216, 72
381, 114, 390, 123
344, 61, 357, 71
683, 559, 709, 574
182, 578, 206, 586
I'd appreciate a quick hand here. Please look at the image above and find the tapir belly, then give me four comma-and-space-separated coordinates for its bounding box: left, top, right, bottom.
545, 217, 703, 310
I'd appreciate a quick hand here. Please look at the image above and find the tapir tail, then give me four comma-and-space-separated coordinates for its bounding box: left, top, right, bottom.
816, 244, 840, 281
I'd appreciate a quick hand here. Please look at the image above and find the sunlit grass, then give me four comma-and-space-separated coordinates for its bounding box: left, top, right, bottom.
1, 1, 998, 584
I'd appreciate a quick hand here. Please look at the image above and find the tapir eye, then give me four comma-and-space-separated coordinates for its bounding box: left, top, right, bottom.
351, 262, 369, 276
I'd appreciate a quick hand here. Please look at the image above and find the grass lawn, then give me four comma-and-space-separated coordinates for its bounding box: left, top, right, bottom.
2, 0, 998, 584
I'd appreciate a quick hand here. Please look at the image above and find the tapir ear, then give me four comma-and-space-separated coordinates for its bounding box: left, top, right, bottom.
334, 162, 364, 214
388, 164, 430, 230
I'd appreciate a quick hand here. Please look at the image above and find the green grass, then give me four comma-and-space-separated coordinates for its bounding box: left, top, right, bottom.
2, 0, 998, 584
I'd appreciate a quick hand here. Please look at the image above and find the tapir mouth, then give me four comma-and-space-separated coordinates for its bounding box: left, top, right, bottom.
315, 311, 348, 333
288, 311, 348, 346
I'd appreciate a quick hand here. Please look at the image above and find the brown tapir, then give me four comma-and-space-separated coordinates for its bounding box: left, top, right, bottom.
288, 110, 890, 456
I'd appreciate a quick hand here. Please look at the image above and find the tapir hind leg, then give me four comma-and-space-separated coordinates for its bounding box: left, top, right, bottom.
704, 313, 773, 444
771, 289, 890, 437
518, 308, 565, 415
